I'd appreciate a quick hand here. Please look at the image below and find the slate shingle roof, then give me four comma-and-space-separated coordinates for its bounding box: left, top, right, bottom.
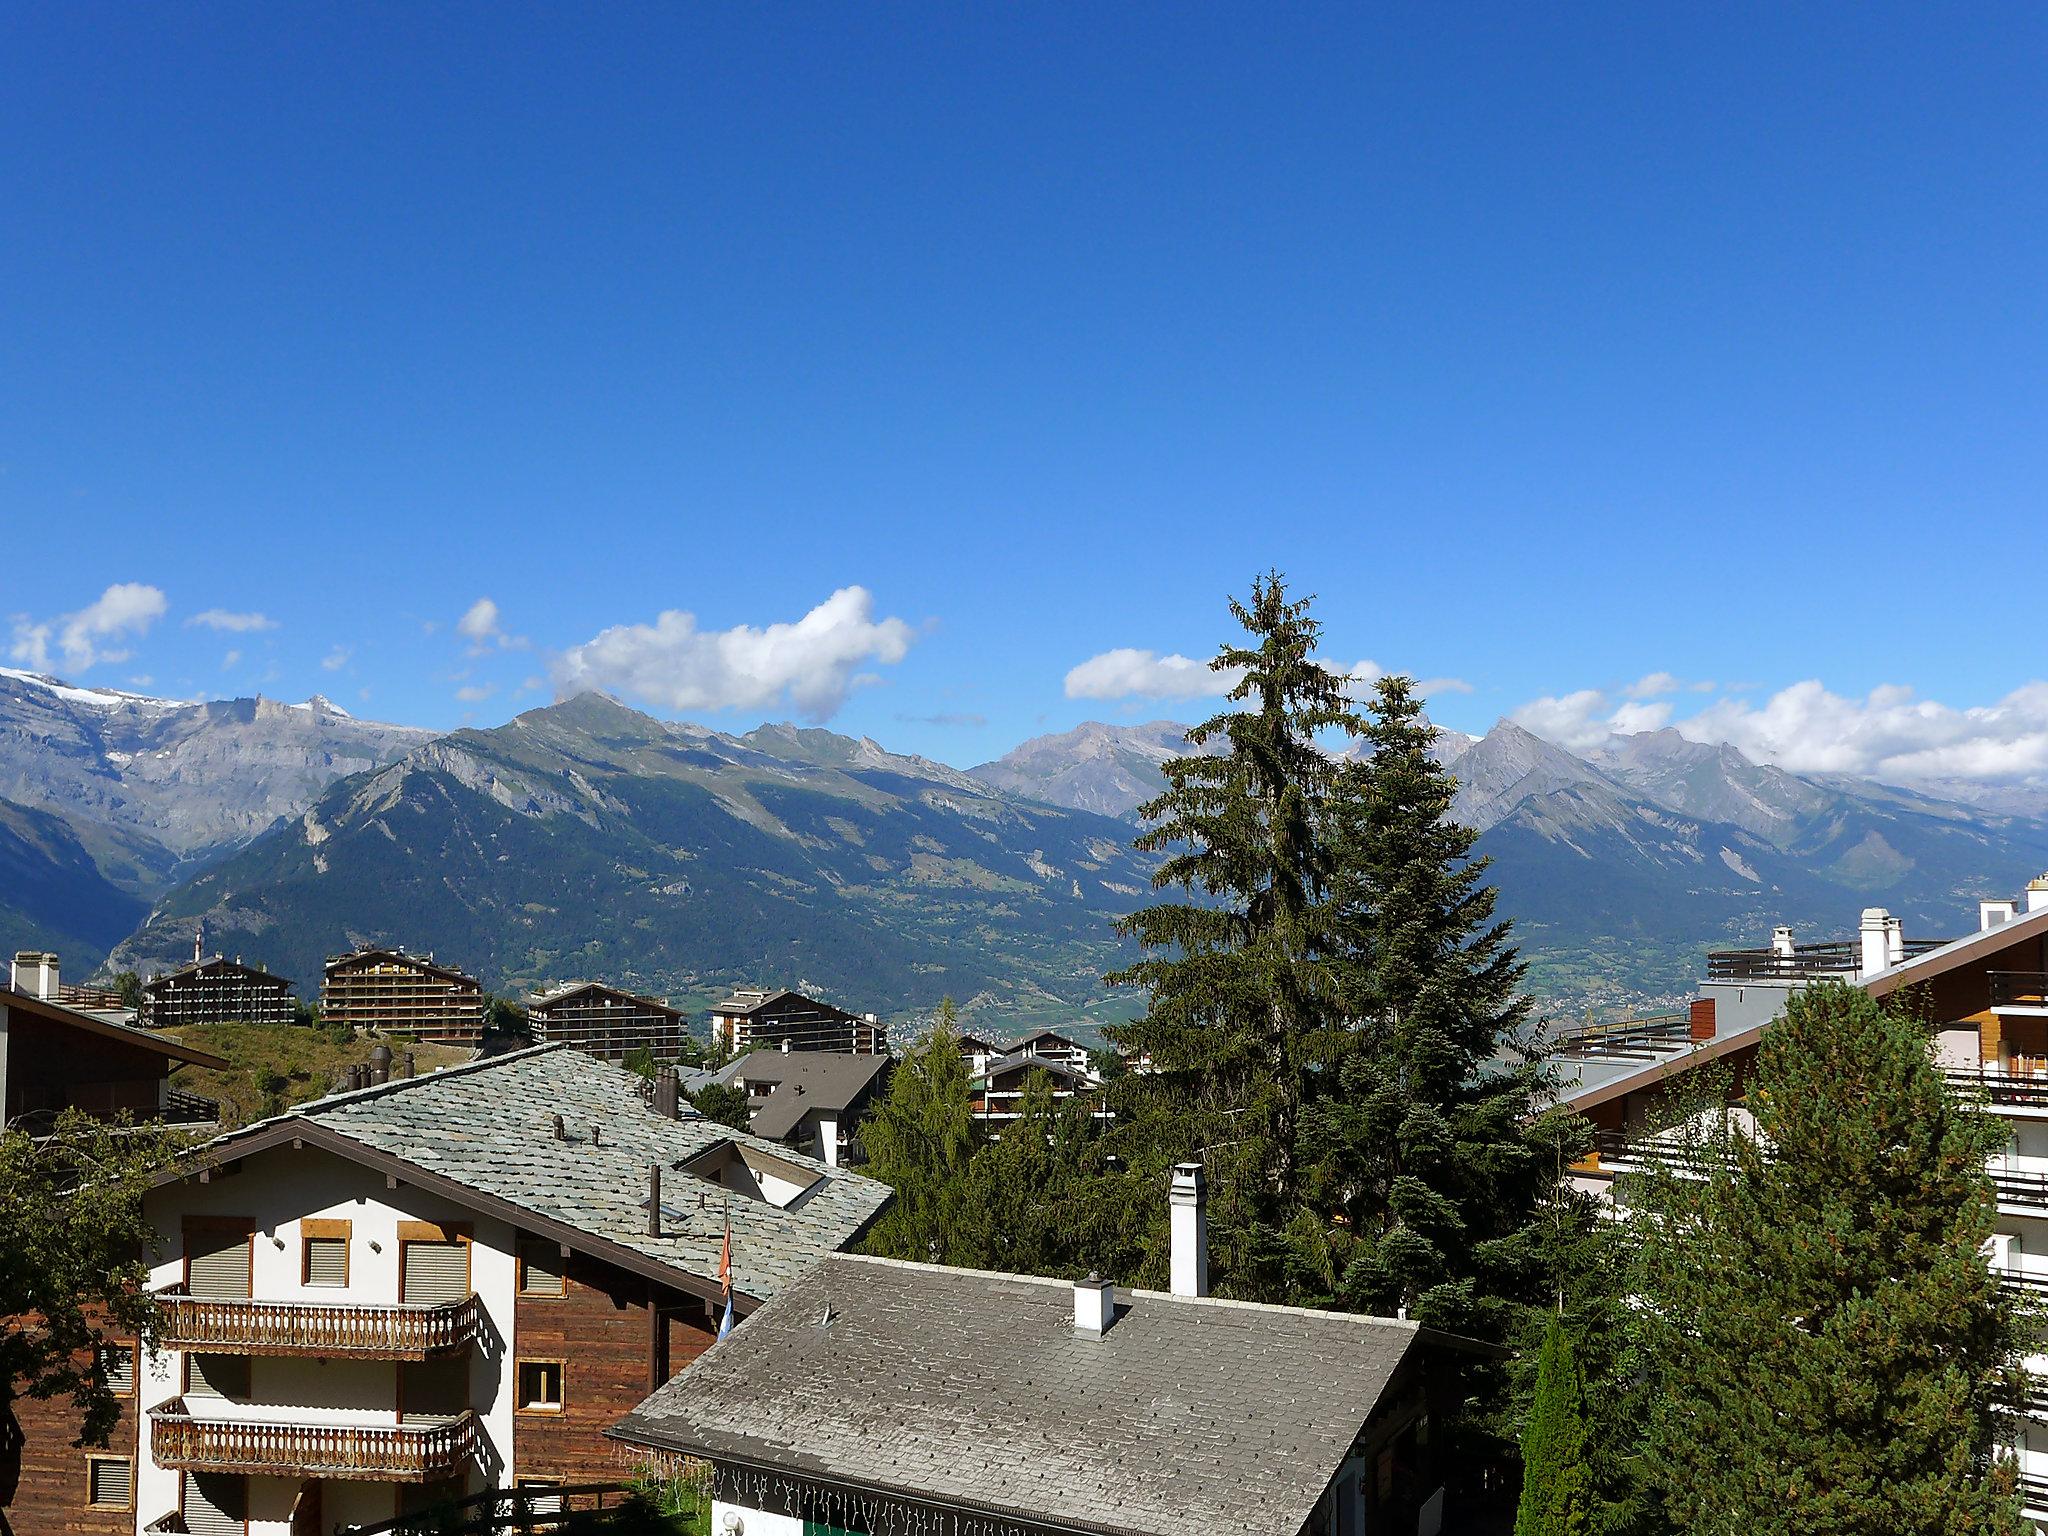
203, 1045, 890, 1301
612, 1253, 1429, 1536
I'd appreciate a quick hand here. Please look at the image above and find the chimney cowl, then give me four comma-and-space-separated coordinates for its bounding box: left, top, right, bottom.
1170, 1161, 1209, 1299
1073, 1272, 1115, 1336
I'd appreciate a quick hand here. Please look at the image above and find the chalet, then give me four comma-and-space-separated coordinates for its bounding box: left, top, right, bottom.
971, 1050, 1110, 1139
708, 1049, 892, 1167
320, 947, 486, 1046
1550, 877, 2048, 1521
2, 1045, 890, 1536
142, 940, 297, 1030
1004, 1026, 1093, 1074
612, 1166, 1486, 1536
3, 950, 227, 1135
708, 988, 884, 1056
954, 1030, 1002, 1077
527, 981, 687, 1063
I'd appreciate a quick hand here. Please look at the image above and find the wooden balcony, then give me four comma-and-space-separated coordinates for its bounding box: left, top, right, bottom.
150, 1399, 478, 1482
157, 1288, 482, 1360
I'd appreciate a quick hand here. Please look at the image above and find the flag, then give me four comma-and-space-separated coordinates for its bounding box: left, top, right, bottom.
716, 1209, 734, 1340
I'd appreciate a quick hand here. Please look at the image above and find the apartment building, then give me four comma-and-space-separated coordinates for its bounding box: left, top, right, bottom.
142, 942, 298, 1030
708, 988, 884, 1055
4, 1045, 889, 1536
1551, 877, 2048, 1521
970, 1048, 1110, 1139
320, 948, 486, 1045
613, 1166, 1492, 1536
526, 981, 687, 1062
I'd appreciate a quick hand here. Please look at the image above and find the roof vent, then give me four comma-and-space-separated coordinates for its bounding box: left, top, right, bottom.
552, 1114, 567, 1142
1074, 1273, 1115, 1336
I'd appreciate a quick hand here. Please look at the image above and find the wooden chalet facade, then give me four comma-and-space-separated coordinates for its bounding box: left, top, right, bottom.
526, 982, 686, 1063
320, 948, 485, 1045
708, 988, 884, 1056
142, 956, 298, 1030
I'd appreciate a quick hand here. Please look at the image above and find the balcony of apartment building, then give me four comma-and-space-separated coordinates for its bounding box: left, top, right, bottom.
1992, 973, 2048, 1015
149, 1399, 479, 1482
158, 1287, 483, 1359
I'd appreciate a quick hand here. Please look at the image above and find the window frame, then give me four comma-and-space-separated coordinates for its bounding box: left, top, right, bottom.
301, 1217, 352, 1288
99, 1339, 137, 1398
516, 1237, 568, 1299
515, 1357, 567, 1414
85, 1453, 135, 1511
396, 1220, 473, 1304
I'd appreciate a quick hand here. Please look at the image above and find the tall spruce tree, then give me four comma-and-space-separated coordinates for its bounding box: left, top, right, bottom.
859, 1001, 978, 1264
1108, 573, 1358, 1299
1636, 981, 2027, 1536
1304, 674, 1557, 1345
1516, 1314, 1593, 1536
953, 1070, 1101, 1276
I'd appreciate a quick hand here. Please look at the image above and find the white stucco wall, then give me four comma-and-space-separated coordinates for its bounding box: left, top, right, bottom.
711, 1497, 803, 1536
137, 1143, 519, 1534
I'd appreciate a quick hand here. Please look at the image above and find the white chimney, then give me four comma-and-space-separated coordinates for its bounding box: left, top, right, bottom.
1886, 914, 1905, 967
1770, 925, 1796, 958
1170, 1161, 1208, 1299
2029, 877, 2048, 914
1073, 1273, 1115, 1335
780, 1037, 792, 1054
1859, 909, 1891, 978
1982, 899, 2019, 931
11, 950, 58, 1000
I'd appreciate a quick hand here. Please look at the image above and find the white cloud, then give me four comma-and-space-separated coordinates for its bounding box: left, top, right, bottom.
551, 585, 915, 721
1414, 676, 1476, 697
321, 646, 351, 672
187, 609, 278, 633
1622, 671, 1682, 699
455, 683, 496, 703
1066, 649, 1459, 704
221, 649, 242, 670
457, 597, 526, 654
1677, 679, 2048, 783
9, 582, 168, 673
1607, 700, 1673, 735
1509, 689, 1617, 751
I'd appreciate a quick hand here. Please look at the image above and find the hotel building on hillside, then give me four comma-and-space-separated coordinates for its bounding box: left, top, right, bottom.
527, 981, 687, 1062
1550, 876, 2048, 1522
320, 947, 486, 1045
142, 942, 298, 1030
708, 988, 884, 1055
2, 1046, 889, 1536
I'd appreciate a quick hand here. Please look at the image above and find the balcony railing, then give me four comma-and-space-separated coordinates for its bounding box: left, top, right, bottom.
162, 1088, 221, 1126
1991, 1167, 2048, 1210
1992, 973, 2048, 1011
2019, 1470, 2048, 1514
158, 1288, 482, 1359
2000, 1266, 2048, 1296
150, 1399, 478, 1482
1945, 1070, 2048, 1108
1549, 1012, 1691, 1062
1705, 937, 1946, 982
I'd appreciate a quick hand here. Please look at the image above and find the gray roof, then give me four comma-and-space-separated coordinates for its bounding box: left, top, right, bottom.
979, 1051, 1094, 1086
728, 1051, 892, 1139
613, 1254, 1433, 1536
196, 1045, 890, 1302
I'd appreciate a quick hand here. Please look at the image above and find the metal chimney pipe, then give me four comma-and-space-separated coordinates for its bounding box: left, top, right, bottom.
654, 1066, 680, 1119
647, 1163, 662, 1238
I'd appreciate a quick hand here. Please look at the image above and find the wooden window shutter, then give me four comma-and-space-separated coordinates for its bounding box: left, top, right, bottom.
187, 1228, 252, 1299
183, 1471, 247, 1536
518, 1240, 565, 1296
87, 1456, 132, 1508
304, 1236, 347, 1287
401, 1239, 468, 1305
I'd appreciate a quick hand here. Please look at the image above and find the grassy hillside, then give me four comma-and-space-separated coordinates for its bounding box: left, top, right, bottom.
164, 1021, 473, 1128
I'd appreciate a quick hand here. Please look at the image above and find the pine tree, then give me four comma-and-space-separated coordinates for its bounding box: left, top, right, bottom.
860, 1001, 979, 1264
1107, 572, 1358, 1299
1636, 981, 2027, 1536
1516, 1314, 1593, 1536
953, 1070, 1099, 1275
1305, 674, 1557, 1343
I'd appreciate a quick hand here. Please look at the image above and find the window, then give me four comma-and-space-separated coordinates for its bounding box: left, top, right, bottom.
516, 1479, 564, 1517
185, 1351, 251, 1401
86, 1455, 133, 1510
183, 1471, 247, 1536
517, 1238, 566, 1297
98, 1341, 136, 1396
516, 1359, 564, 1412
398, 1224, 470, 1305
302, 1218, 350, 1287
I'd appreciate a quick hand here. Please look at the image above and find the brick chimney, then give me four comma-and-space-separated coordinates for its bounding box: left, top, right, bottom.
1170, 1162, 1208, 1299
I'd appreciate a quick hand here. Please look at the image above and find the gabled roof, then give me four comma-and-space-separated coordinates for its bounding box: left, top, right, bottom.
161, 1046, 889, 1307
612, 1254, 1461, 1536
1862, 901, 2048, 999
323, 946, 480, 989
710, 987, 855, 1020
728, 1051, 892, 1140
144, 956, 295, 993
1009, 1027, 1087, 1051
2, 984, 229, 1069
979, 1052, 1095, 1087
528, 979, 683, 1018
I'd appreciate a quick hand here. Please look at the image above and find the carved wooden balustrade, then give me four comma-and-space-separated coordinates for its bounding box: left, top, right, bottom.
150, 1399, 479, 1482
157, 1288, 482, 1359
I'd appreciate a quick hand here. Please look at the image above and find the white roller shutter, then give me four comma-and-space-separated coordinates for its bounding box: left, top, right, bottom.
304, 1236, 347, 1287
401, 1240, 468, 1305
186, 1353, 249, 1401
183, 1471, 246, 1536
187, 1231, 251, 1298
87, 1457, 131, 1509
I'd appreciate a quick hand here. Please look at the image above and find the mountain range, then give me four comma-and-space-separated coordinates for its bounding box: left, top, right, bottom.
7, 661, 2048, 1021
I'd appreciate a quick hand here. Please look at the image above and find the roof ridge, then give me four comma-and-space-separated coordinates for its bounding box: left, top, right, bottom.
279, 1040, 566, 1122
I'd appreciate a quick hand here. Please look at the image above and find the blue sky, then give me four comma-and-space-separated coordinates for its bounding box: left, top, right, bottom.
5, 5, 2046, 782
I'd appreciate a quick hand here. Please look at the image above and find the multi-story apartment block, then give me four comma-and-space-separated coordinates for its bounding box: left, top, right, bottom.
320, 947, 485, 1045
526, 981, 686, 1062
142, 940, 298, 1030
4, 950, 226, 1135
708, 988, 884, 1055
4, 1045, 890, 1536
1552, 877, 2048, 1522
970, 1048, 1110, 1139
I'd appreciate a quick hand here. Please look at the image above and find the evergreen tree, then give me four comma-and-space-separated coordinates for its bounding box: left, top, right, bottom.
1635, 981, 2027, 1536
1108, 573, 1358, 1298
1304, 674, 1559, 1343
1516, 1314, 1592, 1536
861, 1001, 979, 1264
687, 1080, 751, 1131
954, 1070, 1101, 1275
